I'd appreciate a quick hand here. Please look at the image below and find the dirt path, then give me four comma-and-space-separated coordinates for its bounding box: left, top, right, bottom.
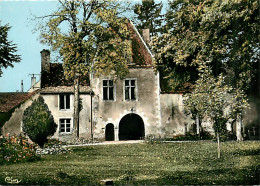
64, 140, 144, 147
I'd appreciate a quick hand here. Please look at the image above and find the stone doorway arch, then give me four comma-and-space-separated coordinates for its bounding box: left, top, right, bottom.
119, 113, 145, 140
105, 123, 115, 141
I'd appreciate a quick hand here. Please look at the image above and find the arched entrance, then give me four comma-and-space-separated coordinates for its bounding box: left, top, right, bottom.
105, 123, 114, 141
119, 114, 145, 140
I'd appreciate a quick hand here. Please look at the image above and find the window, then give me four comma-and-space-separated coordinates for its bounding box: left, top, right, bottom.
59, 94, 70, 110
60, 118, 72, 133
103, 80, 114, 101
125, 79, 136, 101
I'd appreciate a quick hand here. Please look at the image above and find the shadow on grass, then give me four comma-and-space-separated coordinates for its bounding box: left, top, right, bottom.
230, 149, 260, 156
117, 166, 260, 185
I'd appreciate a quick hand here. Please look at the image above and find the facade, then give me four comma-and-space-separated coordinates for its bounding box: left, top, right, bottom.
36, 21, 193, 141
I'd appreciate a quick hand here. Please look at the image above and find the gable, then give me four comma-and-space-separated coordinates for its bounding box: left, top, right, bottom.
127, 21, 154, 67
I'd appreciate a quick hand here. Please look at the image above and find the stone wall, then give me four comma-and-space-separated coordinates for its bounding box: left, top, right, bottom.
91, 68, 161, 140
160, 93, 193, 137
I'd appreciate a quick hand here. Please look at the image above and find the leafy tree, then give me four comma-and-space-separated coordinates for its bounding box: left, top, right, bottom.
35, 0, 132, 137
0, 22, 21, 77
134, 0, 163, 36
152, 0, 258, 140
184, 67, 250, 158
153, 0, 259, 90
23, 96, 57, 148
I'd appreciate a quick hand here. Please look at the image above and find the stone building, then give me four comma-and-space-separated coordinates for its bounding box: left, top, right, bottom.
1, 21, 258, 141
36, 21, 193, 141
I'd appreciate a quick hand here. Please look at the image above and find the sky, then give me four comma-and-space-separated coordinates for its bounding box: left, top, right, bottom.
0, 0, 165, 93
0, 1, 61, 92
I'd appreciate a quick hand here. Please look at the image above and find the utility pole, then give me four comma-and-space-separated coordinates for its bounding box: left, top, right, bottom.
21, 80, 24, 92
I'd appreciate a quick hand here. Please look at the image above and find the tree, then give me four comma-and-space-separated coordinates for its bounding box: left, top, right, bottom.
0, 22, 21, 77
134, 0, 163, 36
153, 0, 259, 89
184, 67, 250, 158
35, 0, 132, 138
152, 0, 259, 139
23, 96, 57, 148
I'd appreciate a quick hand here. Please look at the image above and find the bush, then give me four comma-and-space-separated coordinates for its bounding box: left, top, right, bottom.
0, 134, 39, 164
23, 96, 57, 148
145, 135, 163, 144
163, 132, 214, 141
44, 139, 67, 148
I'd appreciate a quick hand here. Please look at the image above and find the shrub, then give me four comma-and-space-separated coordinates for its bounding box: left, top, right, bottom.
23, 96, 57, 148
44, 139, 67, 148
0, 134, 39, 164
162, 132, 214, 142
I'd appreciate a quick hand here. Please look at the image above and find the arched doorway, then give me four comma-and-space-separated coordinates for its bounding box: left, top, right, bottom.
119, 113, 145, 140
105, 123, 114, 141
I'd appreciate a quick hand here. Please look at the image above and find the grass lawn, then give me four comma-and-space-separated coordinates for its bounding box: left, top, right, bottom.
0, 141, 259, 185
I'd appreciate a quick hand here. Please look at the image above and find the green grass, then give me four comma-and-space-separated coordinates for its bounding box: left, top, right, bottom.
0, 141, 259, 185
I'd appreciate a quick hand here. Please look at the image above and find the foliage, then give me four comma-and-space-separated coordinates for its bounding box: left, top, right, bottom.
183, 68, 250, 136
167, 132, 214, 141
36, 0, 132, 80
0, 112, 13, 132
43, 138, 67, 148
145, 132, 214, 143
145, 134, 163, 144
133, 0, 163, 36
23, 96, 57, 148
0, 22, 21, 77
0, 134, 39, 165
0, 141, 259, 184
152, 0, 259, 92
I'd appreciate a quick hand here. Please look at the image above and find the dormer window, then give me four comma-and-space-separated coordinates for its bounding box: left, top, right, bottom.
59, 94, 70, 110
103, 80, 115, 101
125, 79, 137, 101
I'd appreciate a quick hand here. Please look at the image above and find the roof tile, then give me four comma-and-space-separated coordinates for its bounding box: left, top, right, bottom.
0, 91, 38, 113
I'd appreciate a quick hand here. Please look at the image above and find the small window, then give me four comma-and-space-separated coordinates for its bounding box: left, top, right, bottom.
103, 80, 114, 101
59, 94, 70, 110
125, 79, 136, 101
60, 118, 72, 133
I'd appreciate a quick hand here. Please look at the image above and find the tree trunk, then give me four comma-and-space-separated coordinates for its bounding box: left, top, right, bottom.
217, 131, 221, 159
196, 114, 200, 135
236, 113, 243, 141
90, 93, 93, 143
73, 76, 80, 138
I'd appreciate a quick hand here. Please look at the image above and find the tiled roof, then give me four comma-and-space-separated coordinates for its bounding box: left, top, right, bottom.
40, 86, 92, 94
0, 91, 38, 113
127, 21, 154, 67
41, 63, 90, 88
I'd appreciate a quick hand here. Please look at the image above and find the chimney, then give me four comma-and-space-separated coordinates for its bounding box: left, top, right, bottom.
21, 80, 24, 92
142, 29, 150, 45
31, 74, 36, 88
41, 49, 50, 73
